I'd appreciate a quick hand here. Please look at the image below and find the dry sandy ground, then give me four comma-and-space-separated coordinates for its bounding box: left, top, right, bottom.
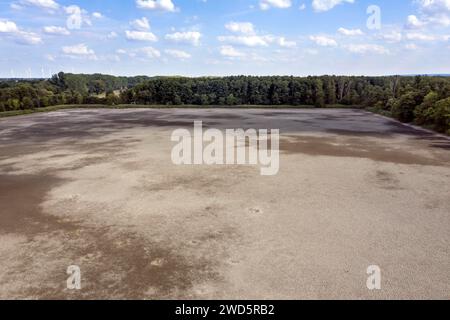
0, 108, 449, 300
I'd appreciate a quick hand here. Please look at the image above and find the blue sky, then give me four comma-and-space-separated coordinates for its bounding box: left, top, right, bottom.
0, 0, 449, 77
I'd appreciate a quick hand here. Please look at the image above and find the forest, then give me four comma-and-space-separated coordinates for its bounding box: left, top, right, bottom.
0, 72, 449, 134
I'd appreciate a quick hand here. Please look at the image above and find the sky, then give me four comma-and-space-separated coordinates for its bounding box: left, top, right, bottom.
0, 0, 449, 77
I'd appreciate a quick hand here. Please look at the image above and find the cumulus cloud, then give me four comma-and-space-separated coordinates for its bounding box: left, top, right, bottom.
62, 44, 96, 59
406, 15, 425, 29
218, 35, 274, 47
344, 44, 389, 55
220, 22, 295, 49
225, 22, 255, 35
92, 12, 103, 19
220, 45, 246, 57
0, 20, 19, 33
136, 0, 176, 12
312, 0, 354, 12
378, 31, 402, 43
278, 37, 296, 47
21, 0, 59, 10
309, 35, 337, 46
416, 0, 450, 14
107, 31, 118, 39
15, 31, 42, 44
259, 0, 292, 10
165, 49, 191, 59
338, 27, 363, 36
409, 0, 450, 28
116, 47, 161, 59
139, 46, 161, 58
62, 43, 94, 55
405, 32, 437, 41
131, 17, 151, 31
0, 19, 42, 45
125, 30, 158, 42
43, 26, 70, 35
165, 31, 201, 46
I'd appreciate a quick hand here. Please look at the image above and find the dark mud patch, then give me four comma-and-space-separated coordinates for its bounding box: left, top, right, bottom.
374, 170, 403, 190
139, 175, 227, 193
0, 144, 52, 161
35, 227, 218, 300
0, 111, 218, 143
413, 136, 450, 150
0, 174, 75, 235
0, 173, 219, 299
280, 136, 447, 166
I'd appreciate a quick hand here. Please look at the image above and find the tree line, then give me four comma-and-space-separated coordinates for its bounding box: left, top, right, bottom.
0, 73, 448, 134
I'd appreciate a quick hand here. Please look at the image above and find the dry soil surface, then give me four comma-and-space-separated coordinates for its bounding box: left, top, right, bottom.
0, 108, 449, 299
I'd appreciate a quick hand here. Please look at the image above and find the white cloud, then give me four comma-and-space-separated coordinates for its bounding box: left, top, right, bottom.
259, 0, 292, 10
43, 26, 70, 35
309, 35, 337, 46
22, 0, 59, 10
131, 17, 150, 31
165, 49, 191, 59
312, 0, 354, 12
62, 43, 95, 56
61, 43, 98, 60
218, 35, 274, 47
107, 31, 118, 39
427, 13, 450, 26
344, 44, 389, 55
410, 1, 450, 28
416, 0, 450, 14
278, 37, 296, 47
0, 19, 42, 45
220, 45, 245, 57
405, 32, 437, 41
225, 22, 255, 35
139, 46, 161, 58
92, 12, 103, 19
378, 31, 402, 43
16, 30, 42, 44
165, 31, 201, 46
0, 20, 19, 33
125, 30, 158, 42
406, 15, 425, 29
338, 27, 363, 36
136, 0, 176, 12
123, 46, 160, 59
10, 3, 22, 10
220, 21, 294, 48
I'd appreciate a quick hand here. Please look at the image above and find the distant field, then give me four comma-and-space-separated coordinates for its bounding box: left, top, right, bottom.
0, 104, 359, 118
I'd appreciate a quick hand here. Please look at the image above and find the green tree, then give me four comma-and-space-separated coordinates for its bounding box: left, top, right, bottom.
433, 97, 450, 134
226, 94, 237, 105
391, 91, 423, 123
414, 91, 439, 125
